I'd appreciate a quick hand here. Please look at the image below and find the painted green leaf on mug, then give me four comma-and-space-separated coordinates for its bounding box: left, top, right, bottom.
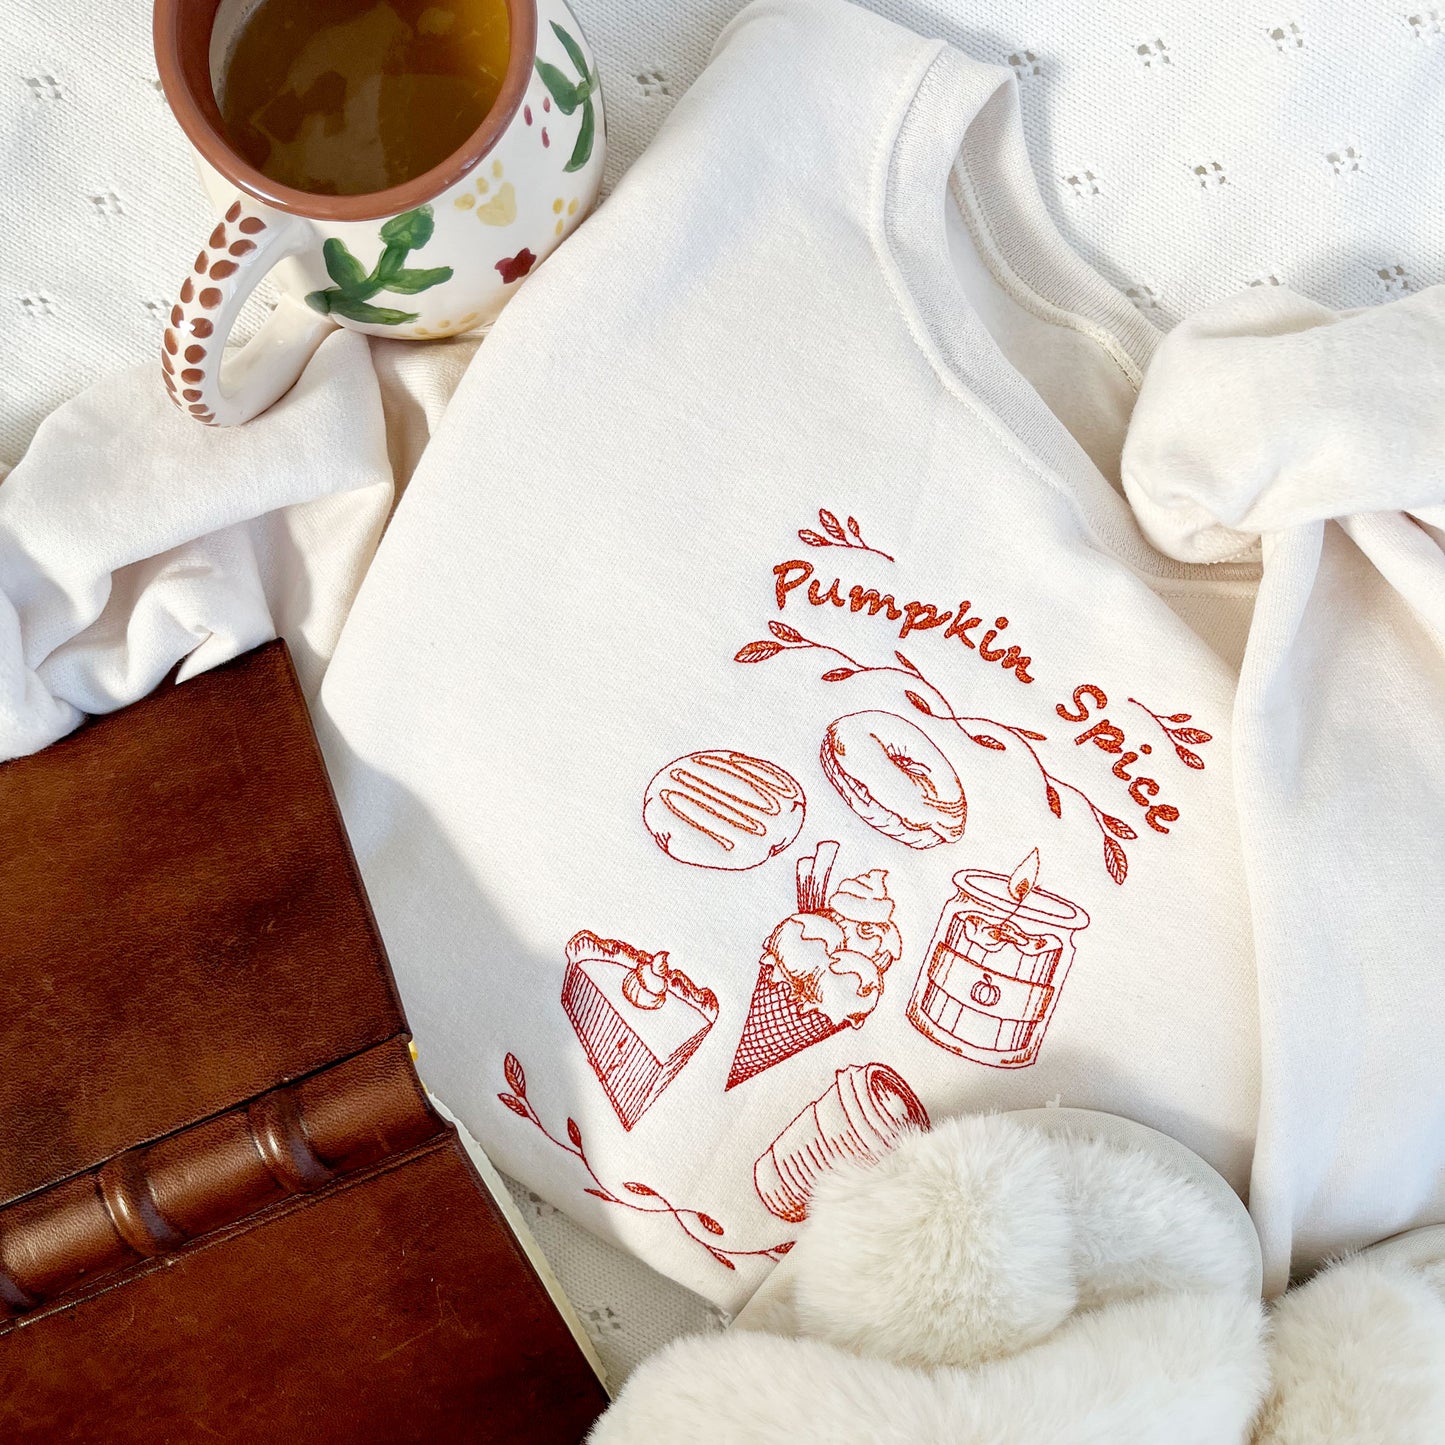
322, 237, 369, 291
304, 205, 451, 326
379, 206, 436, 250
534, 60, 581, 114
565, 102, 595, 174
535, 23, 599, 172
383, 265, 455, 294
552, 19, 590, 77
322, 296, 422, 326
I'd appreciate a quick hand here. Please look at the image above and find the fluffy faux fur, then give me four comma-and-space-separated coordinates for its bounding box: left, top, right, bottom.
1254, 1253, 1445, 1443
781, 1114, 1258, 1368
789, 1115, 1077, 1367
590, 1291, 1267, 1444
1053, 1132, 1259, 1306
590, 1114, 1269, 1443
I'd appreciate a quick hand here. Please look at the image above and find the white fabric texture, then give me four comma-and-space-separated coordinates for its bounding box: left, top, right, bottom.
1121, 289, 1445, 1279
314, 0, 1444, 1309
3, 0, 1444, 467
0, 331, 393, 759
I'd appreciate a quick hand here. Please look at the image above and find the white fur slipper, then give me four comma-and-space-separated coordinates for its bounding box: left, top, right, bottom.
590, 1289, 1265, 1445
734, 1108, 1261, 1364
590, 1110, 1267, 1443
1254, 1223, 1445, 1444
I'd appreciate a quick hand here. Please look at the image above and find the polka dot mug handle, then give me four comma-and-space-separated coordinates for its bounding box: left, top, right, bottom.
162, 197, 334, 427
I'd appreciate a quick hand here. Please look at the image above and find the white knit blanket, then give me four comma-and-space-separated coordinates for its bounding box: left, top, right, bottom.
2, 0, 1443, 468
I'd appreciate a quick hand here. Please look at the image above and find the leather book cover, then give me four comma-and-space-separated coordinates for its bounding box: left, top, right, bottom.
0, 641, 608, 1442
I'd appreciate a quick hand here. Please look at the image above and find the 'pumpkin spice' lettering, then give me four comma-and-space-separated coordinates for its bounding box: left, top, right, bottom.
772, 560, 1035, 684
1055, 684, 1179, 833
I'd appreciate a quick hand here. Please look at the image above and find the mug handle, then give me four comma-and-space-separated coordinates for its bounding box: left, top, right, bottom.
162, 195, 335, 427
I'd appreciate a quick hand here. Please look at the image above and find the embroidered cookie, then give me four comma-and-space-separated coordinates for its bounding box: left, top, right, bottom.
820, 712, 966, 849
643, 749, 806, 870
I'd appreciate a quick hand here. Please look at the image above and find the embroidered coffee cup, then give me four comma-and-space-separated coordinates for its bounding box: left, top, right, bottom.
154, 0, 604, 426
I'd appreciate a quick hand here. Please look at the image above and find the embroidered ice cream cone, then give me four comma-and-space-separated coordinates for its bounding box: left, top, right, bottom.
725, 842, 902, 1090
726, 962, 849, 1089
754, 1063, 930, 1222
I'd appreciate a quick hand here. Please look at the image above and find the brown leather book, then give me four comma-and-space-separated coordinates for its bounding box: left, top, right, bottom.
0, 641, 608, 1443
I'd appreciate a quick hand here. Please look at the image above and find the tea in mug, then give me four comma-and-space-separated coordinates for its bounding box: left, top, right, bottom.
219, 0, 511, 196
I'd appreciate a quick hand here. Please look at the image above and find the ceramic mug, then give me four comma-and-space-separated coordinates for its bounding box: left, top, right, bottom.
154, 0, 604, 426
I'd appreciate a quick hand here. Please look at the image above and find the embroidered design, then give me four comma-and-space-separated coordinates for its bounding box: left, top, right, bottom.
1055, 685, 1183, 839
643, 749, 806, 871
907, 850, 1090, 1069
533, 20, 599, 173
1126, 697, 1212, 770
727, 842, 902, 1089
497, 1054, 792, 1270
304, 206, 452, 325
754, 1063, 930, 1222
767, 564, 1035, 683
736, 629, 1134, 884
820, 711, 966, 848
797, 509, 894, 562
562, 932, 718, 1130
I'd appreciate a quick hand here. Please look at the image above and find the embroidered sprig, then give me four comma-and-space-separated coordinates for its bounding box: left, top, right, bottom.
797, 509, 894, 563
1127, 698, 1212, 770
497, 1054, 793, 1271
735, 625, 1135, 884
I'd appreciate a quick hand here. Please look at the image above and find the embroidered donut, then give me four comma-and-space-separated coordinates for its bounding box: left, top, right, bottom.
820, 712, 966, 849
643, 749, 807, 870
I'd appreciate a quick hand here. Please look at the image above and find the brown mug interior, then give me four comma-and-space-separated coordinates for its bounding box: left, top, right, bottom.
154, 0, 538, 222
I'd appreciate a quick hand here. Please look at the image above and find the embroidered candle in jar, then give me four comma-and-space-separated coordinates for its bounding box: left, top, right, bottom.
906, 866, 1090, 1069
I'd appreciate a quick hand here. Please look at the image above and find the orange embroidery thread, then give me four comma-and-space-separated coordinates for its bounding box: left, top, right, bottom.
498, 1053, 793, 1270
797, 507, 894, 562
1054, 683, 1189, 842
1127, 697, 1214, 771
773, 562, 1035, 684
754, 1063, 929, 1221
735, 630, 1135, 884
643, 750, 806, 871
560, 932, 717, 1130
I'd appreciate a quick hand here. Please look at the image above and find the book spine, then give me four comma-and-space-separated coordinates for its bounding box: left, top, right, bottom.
0, 1038, 438, 1320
